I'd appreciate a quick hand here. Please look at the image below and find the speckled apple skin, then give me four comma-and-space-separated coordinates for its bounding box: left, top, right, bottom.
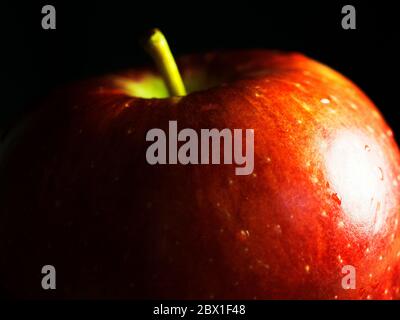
0, 51, 399, 299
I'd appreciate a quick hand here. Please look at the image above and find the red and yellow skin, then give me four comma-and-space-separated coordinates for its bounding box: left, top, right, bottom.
0, 50, 399, 299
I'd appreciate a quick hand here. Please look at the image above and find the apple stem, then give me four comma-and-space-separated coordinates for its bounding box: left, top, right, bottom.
143, 29, 187, 97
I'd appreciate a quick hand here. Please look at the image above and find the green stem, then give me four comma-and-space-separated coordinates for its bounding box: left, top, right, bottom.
144, 29, 187, 96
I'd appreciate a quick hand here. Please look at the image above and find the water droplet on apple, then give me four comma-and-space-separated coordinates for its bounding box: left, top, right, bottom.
377, 167, 384, 180
367, 125, 375, 134
274, 224, 282, 235
311, 175, 319, 184
237, 229, 250, 241
349, 102, 358, 110
326, 181, 330, 189
332, 193, 342, 205
376, 201, 381, 215
320, 98, 330, 104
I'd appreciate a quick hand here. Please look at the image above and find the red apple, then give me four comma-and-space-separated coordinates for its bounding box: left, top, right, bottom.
0, 50, 399, 299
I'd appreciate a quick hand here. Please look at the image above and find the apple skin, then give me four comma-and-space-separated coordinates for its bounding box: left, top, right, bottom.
0, 50, 399, 299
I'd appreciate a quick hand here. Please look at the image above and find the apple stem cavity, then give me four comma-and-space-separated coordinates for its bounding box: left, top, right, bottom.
143, 28, 187, 97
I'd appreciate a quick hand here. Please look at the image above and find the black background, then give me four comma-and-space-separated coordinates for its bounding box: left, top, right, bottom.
1, 1, 399, 142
